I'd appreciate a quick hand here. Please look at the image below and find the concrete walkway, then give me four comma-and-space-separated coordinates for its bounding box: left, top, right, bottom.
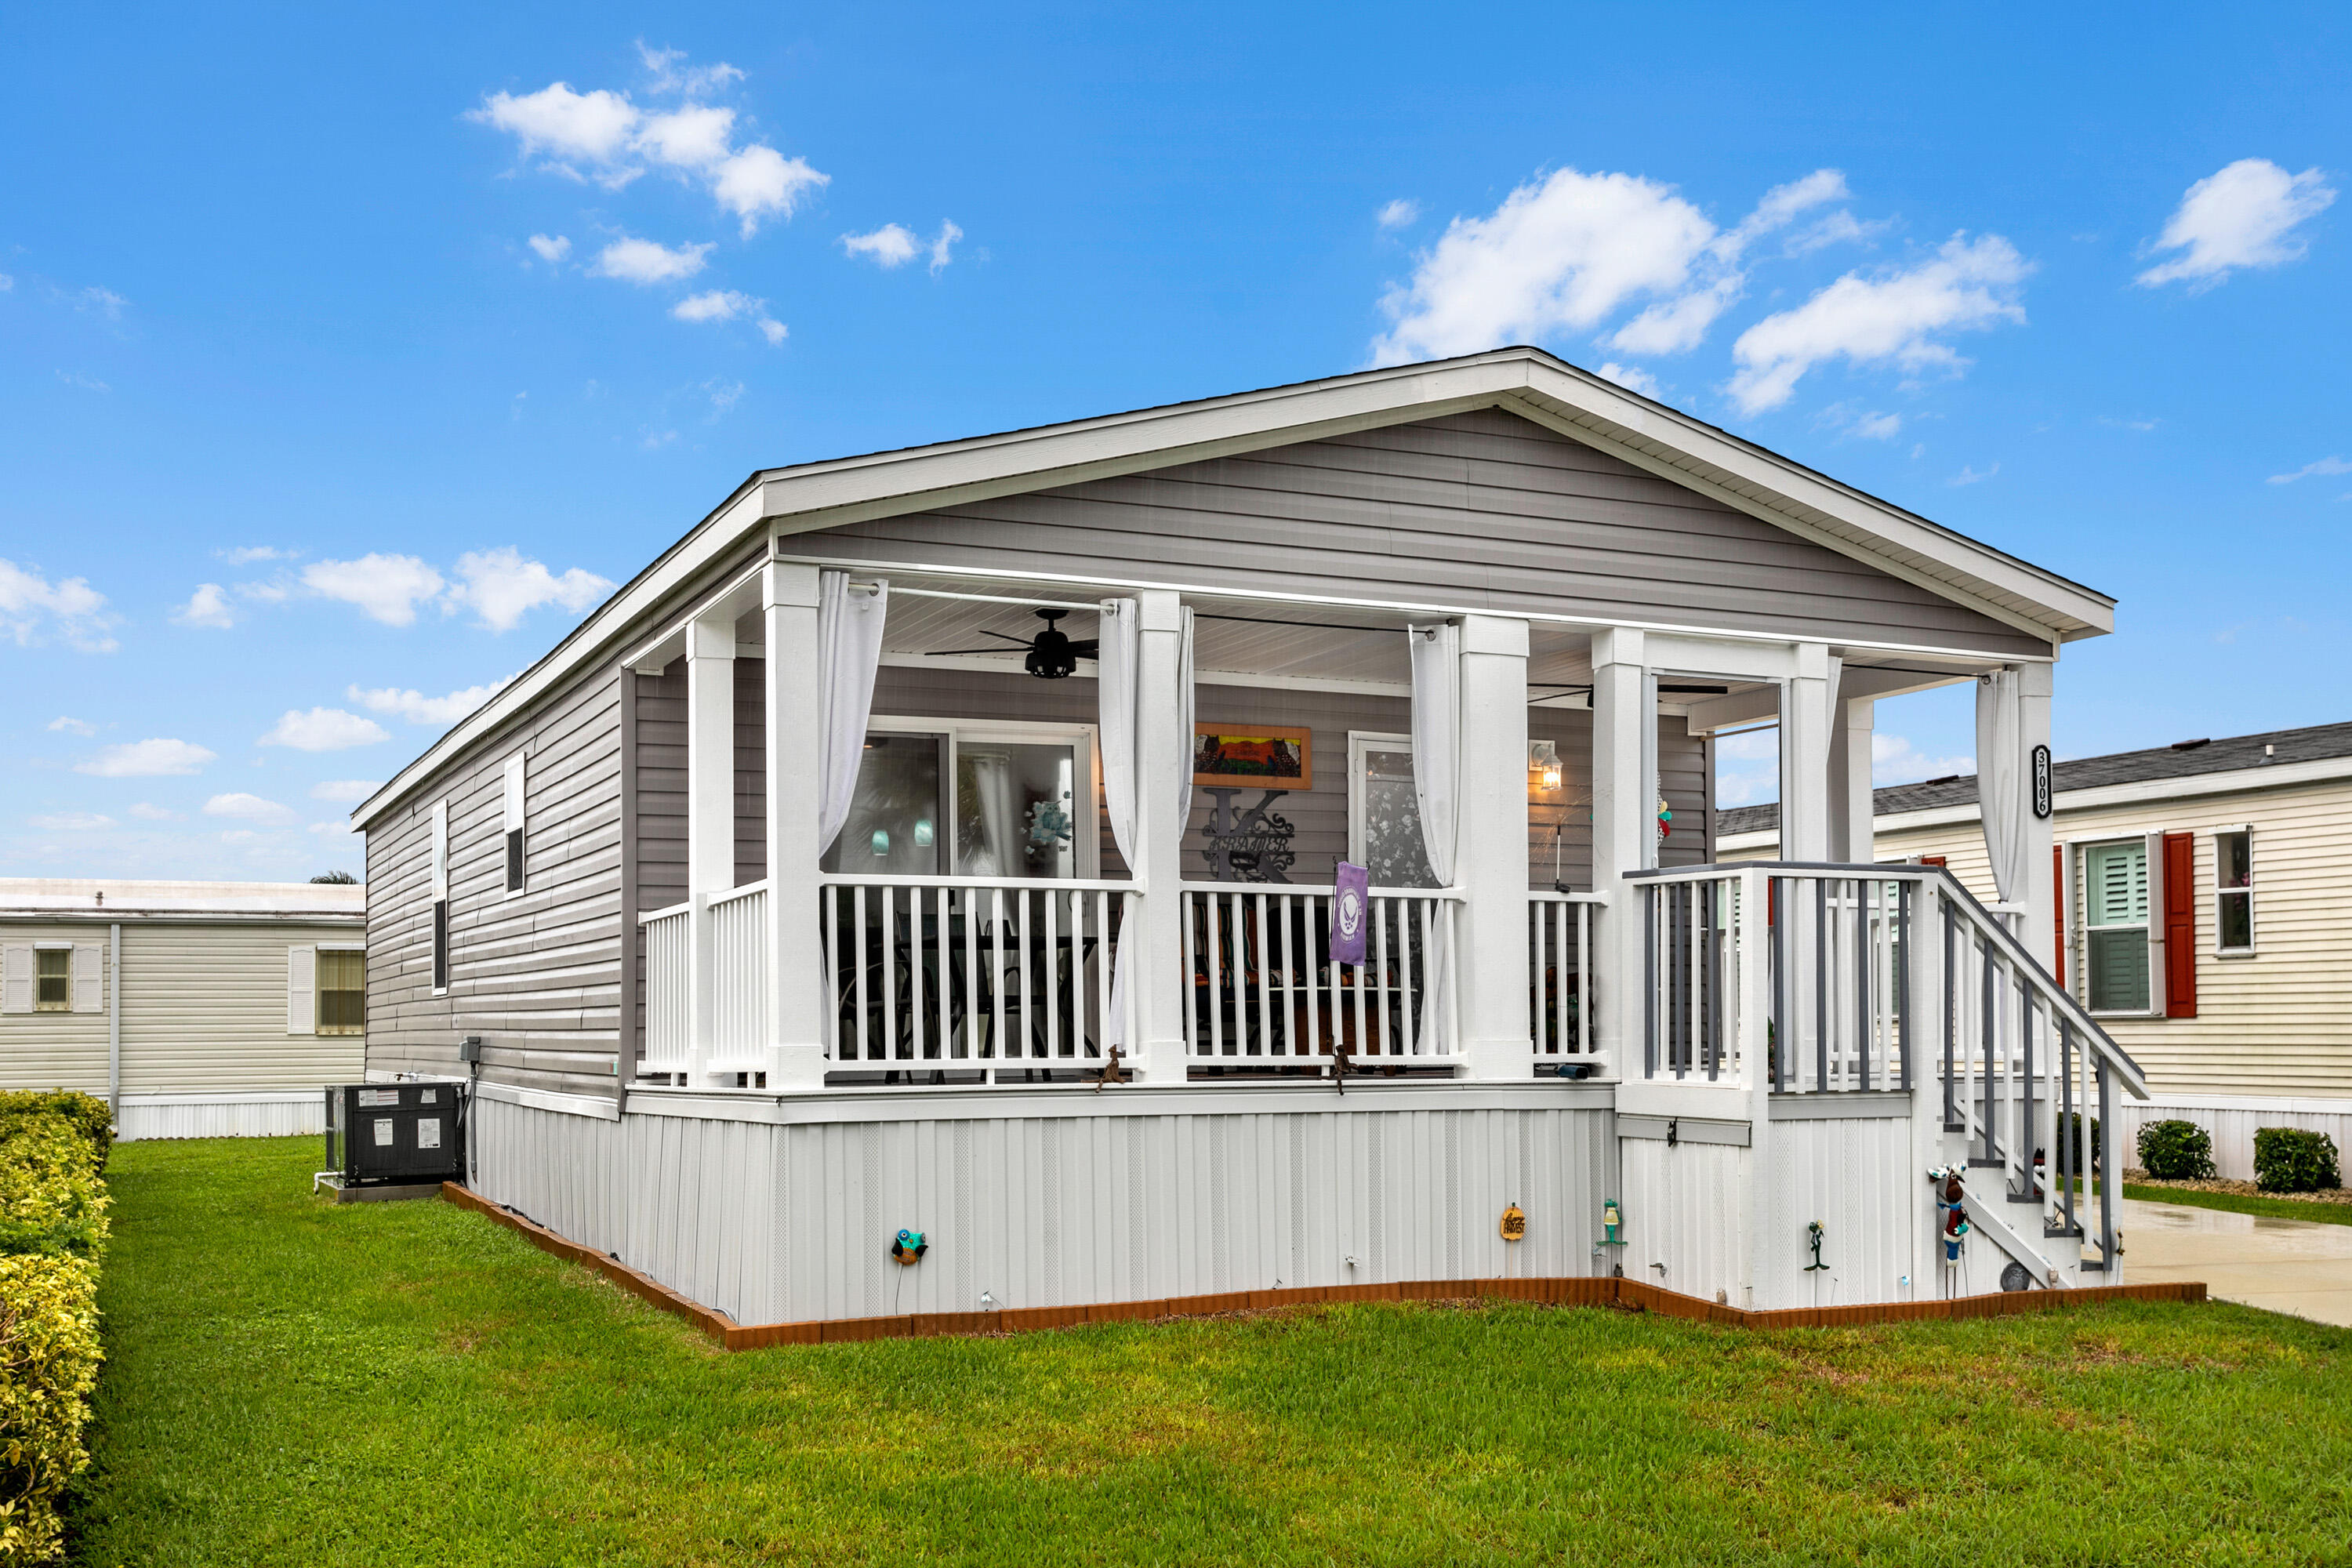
2118, 1196, 2352, 1327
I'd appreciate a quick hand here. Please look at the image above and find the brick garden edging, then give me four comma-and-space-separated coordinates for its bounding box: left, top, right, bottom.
441, 1182, 2209, 1351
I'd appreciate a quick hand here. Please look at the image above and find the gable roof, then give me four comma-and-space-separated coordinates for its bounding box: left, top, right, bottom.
1717, 718, 2352, 837
356, 347, 2114, 829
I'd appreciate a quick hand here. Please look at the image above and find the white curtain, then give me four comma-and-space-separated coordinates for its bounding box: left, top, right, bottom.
1173, 605, 1196, 849
1976, 668, 2026, 906
1096, 599, 1139, 1047
964, 749, 1014, 877
815, 571, 888, 855
1408, 622, 1460, 1052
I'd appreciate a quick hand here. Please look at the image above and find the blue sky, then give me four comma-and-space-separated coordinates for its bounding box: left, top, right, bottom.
4, 5, 2347, 878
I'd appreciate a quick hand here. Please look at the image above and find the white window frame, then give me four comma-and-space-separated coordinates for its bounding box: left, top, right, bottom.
430, 799, 451, 996
2071, 832, 2165, 1019
1345, 731, 1441, 888
314, 942, 368, 1036
2210, 823, 2255, 957
32, 942, 73, 1014
502, 753, 528, 898
858, 715, 1102, 879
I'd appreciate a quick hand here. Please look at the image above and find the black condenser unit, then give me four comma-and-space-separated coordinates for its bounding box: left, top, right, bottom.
325, 1083, 466, 1187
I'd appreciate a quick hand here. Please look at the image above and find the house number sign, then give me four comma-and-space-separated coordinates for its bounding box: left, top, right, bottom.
2030, 744, 2053, 820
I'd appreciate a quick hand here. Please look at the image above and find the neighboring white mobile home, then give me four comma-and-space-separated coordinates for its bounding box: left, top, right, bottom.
0, 879, 367, 1139
357, 347, 2143, 1328
1720, 721, 2352, 1178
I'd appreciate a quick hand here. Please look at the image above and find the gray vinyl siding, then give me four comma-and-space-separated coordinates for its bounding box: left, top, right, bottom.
776, 407, 2048, 658
735, 657, 768, 885
865, 665, 1711, 890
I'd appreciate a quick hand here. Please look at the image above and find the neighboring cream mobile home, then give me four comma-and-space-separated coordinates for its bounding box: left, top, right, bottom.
357, 348, 2144, 1329
0, 878, 366, 1139
1719, 720, 2352, 1178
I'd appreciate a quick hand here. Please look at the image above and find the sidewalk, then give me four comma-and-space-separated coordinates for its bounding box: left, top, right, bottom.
2117, 1196, 2352, 1327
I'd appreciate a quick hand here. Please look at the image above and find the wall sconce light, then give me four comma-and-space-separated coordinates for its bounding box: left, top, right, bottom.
1527, 739, 1563, 795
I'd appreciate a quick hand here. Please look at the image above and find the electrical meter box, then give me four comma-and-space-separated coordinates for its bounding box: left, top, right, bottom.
325, 1083, 465, 1187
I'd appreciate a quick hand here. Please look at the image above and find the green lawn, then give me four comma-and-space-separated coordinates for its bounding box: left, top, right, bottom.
2120, 1181, 2352, 1228
67, 1138, 2352, 1566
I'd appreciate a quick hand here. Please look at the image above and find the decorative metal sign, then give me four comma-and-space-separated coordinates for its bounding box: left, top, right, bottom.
1499, 1204, 1526, 1242
1198, 788, 1298, 883
2031, 744, 2053, 819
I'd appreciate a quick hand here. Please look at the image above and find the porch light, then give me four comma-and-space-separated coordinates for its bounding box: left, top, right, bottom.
1527, 739, 1563, 795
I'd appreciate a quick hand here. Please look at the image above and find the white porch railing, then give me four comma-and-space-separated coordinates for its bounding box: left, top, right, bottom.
709, 882, 768, 1062
1628, 861, 2151, 1283
1529, 890, 1603, 1067
1181, 883, 1463, 1071
639, 901, 693, 1073
818, 875, 1135, 1080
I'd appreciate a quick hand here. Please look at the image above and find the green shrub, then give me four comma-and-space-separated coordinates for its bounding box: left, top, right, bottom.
2063, 1112, 2102, 1174
0, 1253, 100, 1565
2253, 1127, 2341, 1193
0, 1094, 111, 1169
0, 1121, 107, 1262
2137, 1119, 2216, 1181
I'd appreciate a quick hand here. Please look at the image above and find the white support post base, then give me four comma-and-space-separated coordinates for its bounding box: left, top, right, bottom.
1589, 627, 1650, 1079
685, 616, 737, 1087
1456, 614, 1532, 1081
764, 564, 829, 1089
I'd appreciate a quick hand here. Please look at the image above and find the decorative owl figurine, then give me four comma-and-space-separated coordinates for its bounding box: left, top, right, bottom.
891, 1229, 928, 1265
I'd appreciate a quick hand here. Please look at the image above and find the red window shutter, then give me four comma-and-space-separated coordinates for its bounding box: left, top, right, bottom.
1919, 856, 1947, 867
2161, 831, 2197, 1018
2052, 844, 2065, 988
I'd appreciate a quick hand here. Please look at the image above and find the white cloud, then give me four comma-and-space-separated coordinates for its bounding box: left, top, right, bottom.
78, 739, 216, 778
2268, 455, 2352, 485
172, 583, 238, 630
1872, 734, 1973, 787
1377, 198, 1421, 230
1372, 165, 1857, 366
56, 370, 110, 394
0, 557, 117, 652
260, 708, 390, 751
308, 819, 362, 839
45, 717, 96, 737
469, 58, 826, 237
31, 811, 118, 837
127, 802, 180, 820
78, 287, 127, 320
668, 291, 784, 345
301, 554, 446, 626
218, 546, 293, 564
203, 792, 296, 825
1595, 362, 1661, 397
0, 272, 12, 290
2137, 158, 2336, 289
843, 223, 920, 267
218, 829, 259, 844
1726, 233, 2031, 413
1713, 727, 1780, 808
528, 233, 572, 263
310, 779, 386, 803
1855, 411, 1902, 439
2098, 416, 2159, 433
928, 221, 962, 274
445, 547, 612, 633
590, 235, 713, 285
704, 379, 745, 416
1949, 462, 2000, 487
348, 680, 508, 726
757, 317, 786, 346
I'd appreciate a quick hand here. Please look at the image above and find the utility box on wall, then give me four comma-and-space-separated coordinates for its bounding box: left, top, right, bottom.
325, 1083, 464, 1188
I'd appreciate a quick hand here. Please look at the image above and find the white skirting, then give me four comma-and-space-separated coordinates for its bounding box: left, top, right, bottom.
471, 1088, 1619, 1328
2107, 1094, 2352, 1183
117, 1091, 326, 1142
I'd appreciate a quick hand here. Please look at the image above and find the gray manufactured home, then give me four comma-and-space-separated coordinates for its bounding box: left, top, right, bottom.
356, 348, 2147, 1329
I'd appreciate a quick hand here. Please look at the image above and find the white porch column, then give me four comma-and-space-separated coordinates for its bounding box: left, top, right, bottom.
1825, 684, 1876, 864
764, 563, 828, 1087
1131, 588, 1189, 1082
1457, 613, 1531, 1081
1589, 627, 1650, 1074
1778, 643, 1835, 862
2017, 662, 2056, 972
685, 612, 738, 1085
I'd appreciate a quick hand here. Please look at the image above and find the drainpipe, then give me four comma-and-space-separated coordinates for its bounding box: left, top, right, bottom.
107, 921, 122, 1128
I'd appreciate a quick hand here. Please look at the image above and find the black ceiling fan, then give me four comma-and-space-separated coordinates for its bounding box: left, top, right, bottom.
923, 608, 1098, 679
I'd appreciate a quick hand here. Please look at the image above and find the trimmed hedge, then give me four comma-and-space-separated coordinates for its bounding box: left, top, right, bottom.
0, 1094, 109, 1565
2253, 1127, 2341, 1194
2137, 1119, 2216, 1181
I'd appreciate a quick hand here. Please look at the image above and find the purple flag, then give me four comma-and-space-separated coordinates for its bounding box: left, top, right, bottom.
1331, 860, 1369, 965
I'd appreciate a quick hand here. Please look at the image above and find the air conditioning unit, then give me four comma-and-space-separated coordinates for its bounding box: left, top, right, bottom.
324, 1083, 465, 1190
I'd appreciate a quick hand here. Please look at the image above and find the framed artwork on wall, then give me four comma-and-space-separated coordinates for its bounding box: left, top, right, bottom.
1192, 725, 1312, 789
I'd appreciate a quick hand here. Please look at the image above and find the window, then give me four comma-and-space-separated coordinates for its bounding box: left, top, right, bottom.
2081, 839, 2151, 1012
819, 721, 1094, 879
430, 799, 451, 993
2216, 829, 2253, 953
34, 948, 70, 1012
317, 949, 366, 1034
1347, 733, 1438, 888
503, 753, 526, 895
